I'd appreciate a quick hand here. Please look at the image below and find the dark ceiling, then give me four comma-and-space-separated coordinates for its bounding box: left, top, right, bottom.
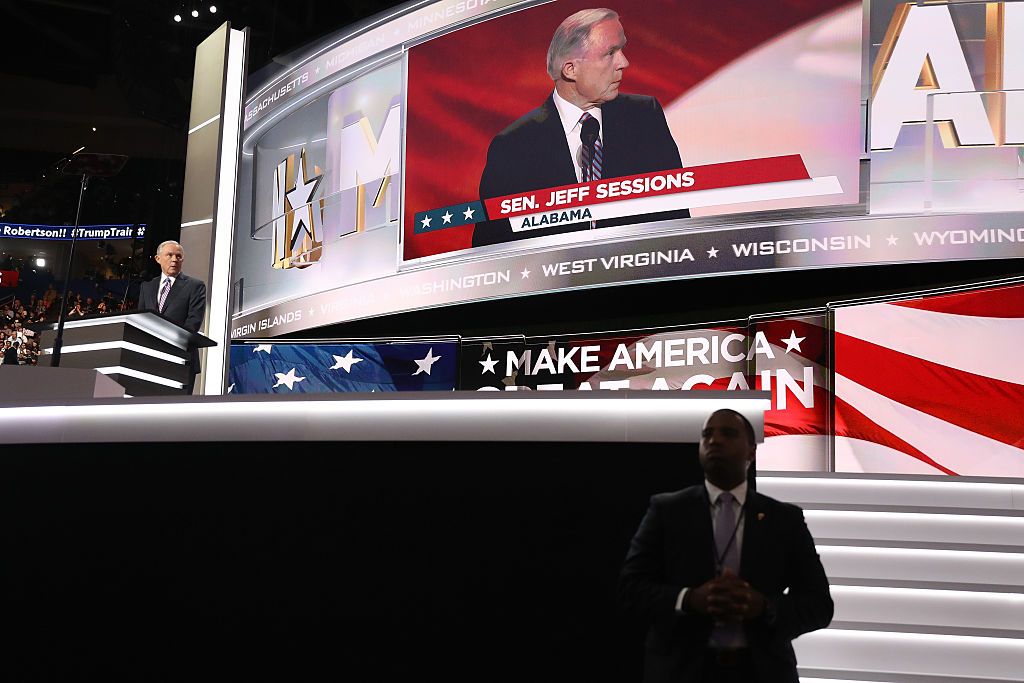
2, 0, 409, 118
0, 0, 407, 227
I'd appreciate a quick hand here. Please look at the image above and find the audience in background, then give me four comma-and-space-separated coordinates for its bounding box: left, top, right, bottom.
1, 286, 135, 366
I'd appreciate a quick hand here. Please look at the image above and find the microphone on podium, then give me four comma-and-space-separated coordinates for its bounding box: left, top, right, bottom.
580, 115, 601, 227
581, 115, 600, 150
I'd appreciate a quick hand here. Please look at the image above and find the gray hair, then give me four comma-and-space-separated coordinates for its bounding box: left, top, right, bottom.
546, 8, 619, 81
156, 240, 184, 256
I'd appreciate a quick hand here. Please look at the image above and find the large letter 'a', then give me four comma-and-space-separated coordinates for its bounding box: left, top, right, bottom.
871, 3, 995, 151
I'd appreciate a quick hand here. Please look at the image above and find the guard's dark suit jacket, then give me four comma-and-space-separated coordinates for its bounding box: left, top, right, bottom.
619, 485, 833, 683
472, 93, 689, 247
139, 273, 206, 377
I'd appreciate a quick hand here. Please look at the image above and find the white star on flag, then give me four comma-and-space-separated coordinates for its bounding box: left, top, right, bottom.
782, 330, 805, 354
420, 215, 432, 229
707, 247, 719, 258
253, 344, 273, 354
272, 367, 306, 390
480, 356, 499, 374
463, 207, 475, 220
227, 383, 235, 394
413, 347, 441, 376
442, 211, 453, 224
330, 350, 363, 372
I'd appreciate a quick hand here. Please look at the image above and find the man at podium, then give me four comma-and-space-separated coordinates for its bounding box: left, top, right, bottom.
139, 240, 207, 392
472, 7, 687, 247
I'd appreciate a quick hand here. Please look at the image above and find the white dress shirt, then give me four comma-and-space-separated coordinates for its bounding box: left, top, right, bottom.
551, 89, 605, 183
675, 479, 748, 613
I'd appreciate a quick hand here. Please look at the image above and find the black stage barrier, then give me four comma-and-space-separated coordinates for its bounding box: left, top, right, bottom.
1, 442, 742, 681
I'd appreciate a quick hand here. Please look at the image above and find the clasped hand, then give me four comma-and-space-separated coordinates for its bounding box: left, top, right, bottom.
686, 569, 765, 621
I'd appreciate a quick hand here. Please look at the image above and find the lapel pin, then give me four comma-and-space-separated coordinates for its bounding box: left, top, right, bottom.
757, 512, 766, 521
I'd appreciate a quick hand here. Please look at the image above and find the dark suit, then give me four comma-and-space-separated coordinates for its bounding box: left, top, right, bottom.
139, 273, 207, 389
620, 485, 833, 683
473, 93, 688, 247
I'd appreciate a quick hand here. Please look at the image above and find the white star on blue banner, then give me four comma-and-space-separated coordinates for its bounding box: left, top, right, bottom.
413, 201, 486, 234
229, 341, 458, 394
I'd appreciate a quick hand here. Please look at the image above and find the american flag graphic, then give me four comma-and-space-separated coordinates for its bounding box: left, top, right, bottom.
226, 281, 1023, 478
228, 341, 458, 394
833, 282, 1024, 476
752, 315, 830, 472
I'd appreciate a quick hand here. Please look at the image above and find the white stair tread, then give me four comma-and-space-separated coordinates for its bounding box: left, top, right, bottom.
795, 629, 1024, 681
804, 510, 1024, 547
831, 585, 1024, 632
758, 476, 1024, 511
820, 546, 1024, 586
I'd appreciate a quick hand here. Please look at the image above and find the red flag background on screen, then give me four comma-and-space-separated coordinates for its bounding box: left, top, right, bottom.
833, 283, 1024, 477
751, 315, 830, 472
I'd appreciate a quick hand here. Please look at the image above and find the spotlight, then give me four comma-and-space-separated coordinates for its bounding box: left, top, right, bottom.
35, 258, 46, 268
191, 9, 199, 17
173, 13, 182, 22
91, 126, 97, 132
210, 5, 217, 12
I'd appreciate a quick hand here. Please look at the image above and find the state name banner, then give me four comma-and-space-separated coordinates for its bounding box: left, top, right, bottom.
413, 156, 842, 235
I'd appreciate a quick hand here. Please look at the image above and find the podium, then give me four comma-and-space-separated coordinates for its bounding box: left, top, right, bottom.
0, 366, 127, 400
37, 310, 216, 396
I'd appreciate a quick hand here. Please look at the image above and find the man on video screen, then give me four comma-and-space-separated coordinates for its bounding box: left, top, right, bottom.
472, 7, 688, 248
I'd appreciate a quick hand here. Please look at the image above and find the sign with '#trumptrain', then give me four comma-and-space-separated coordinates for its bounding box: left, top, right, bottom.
0, 223, 145, 240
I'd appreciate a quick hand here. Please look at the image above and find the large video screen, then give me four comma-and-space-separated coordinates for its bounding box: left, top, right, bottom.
403, 0, 862, 260
229, 0, 1024, 340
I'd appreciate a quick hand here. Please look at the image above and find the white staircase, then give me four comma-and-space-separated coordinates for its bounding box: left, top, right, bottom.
757, 472, 1024, 683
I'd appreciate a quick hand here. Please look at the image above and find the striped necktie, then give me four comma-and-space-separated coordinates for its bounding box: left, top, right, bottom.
579, 112, 603, 182
158, 278, 171, 313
